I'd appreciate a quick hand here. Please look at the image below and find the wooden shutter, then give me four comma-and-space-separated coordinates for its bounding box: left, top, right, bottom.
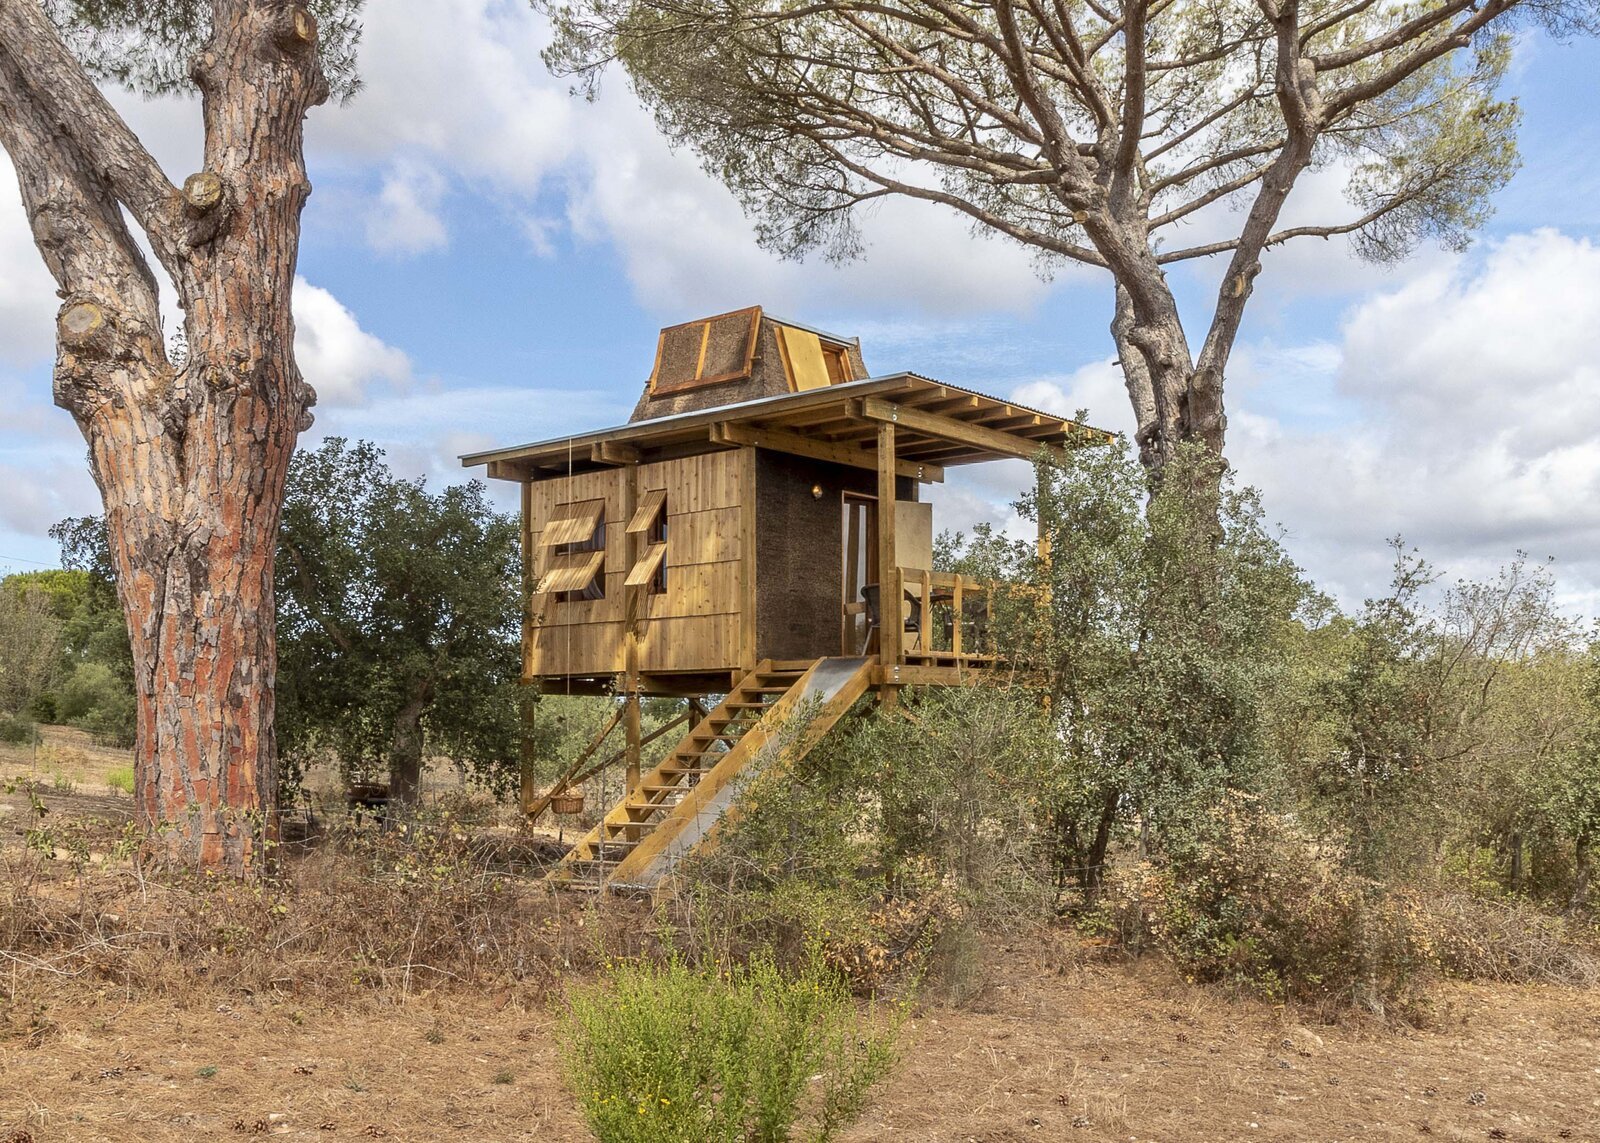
625, 543, 667, 589
536, 550, 607, 595
540, 500, 604, 549
625, 488, 667, 536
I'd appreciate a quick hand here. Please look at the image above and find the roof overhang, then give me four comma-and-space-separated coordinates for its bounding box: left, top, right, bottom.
461, 374, 1114, 483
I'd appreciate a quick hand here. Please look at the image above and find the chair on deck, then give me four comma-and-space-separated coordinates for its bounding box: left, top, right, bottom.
859, 583, 922, 655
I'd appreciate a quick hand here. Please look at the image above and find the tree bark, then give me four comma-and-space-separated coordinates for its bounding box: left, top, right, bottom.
387, 679, 435, 807
0, 1, 328, 872
1571, 831, 1592, 915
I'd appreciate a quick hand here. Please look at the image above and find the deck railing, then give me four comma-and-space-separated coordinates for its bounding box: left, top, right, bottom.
898, 568, 997, 663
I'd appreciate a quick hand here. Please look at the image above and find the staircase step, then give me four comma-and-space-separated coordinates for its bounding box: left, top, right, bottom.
604, 819, 664, 835
546, 658, 870, 893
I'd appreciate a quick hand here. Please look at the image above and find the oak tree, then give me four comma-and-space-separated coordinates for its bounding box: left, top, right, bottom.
542, 0, 1593, 469
275, 439, 524, 806
0, 2, 361, 871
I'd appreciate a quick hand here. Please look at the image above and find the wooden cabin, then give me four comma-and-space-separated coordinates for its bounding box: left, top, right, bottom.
463, 305, 1109, 891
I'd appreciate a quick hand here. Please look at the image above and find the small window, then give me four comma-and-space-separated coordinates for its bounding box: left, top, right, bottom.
626, 490, 669, 595
535, 500, 606, 607
777, 324, 856, 391
821, 343, 853, 384
540, 550, 606, 598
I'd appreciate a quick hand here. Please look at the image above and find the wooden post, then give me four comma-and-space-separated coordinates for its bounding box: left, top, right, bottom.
620, 463, 643, 797
877, 420, 899, 708
1036, 465, 1053, 567
518, 478, 537, 819
739, 446, 759, 673
624, 690, 642, 793
518, 685, 538, 821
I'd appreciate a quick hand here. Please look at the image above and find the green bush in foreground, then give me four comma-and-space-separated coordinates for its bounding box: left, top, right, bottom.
105, 766, 135, 795
562, 952, 899, 1143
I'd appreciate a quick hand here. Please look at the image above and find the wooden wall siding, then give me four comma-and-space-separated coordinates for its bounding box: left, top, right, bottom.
637, 450, 745, 673
526, 451, 747, 679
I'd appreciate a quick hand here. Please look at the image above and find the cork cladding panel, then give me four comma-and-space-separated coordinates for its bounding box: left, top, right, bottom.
753, 450, 914, 662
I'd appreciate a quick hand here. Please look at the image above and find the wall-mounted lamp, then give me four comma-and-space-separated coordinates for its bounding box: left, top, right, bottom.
811, 484, 825, 500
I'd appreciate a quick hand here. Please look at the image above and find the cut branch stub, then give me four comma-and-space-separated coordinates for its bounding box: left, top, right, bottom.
274, 8, 319, 52
58, 301, 105, 344
182, 171, 225, 213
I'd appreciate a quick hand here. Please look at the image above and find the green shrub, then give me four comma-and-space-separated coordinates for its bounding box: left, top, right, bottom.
562, 951, 899, 1143
0, 713, 37, 745
105, 766, 135, 795
54, 661, 136, 746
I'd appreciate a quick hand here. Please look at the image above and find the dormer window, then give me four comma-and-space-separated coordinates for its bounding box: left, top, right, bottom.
776, 323, 856, 391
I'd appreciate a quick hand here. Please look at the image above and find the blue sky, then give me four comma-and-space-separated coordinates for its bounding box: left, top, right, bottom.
2, 3, 1599, 612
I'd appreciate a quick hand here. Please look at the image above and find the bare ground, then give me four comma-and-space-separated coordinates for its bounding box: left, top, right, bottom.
2, 751, 1596, 1142
1, 951, 1596, 1142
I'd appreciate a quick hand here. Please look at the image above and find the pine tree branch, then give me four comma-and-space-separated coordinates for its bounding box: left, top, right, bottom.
0, 1, 181, 270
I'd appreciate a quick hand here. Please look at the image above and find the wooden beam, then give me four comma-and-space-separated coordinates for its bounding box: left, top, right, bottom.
710, 421, 944, 483
877, 420, 900, 709
525, 701, 625, 819
487, 458, 533, 481
874, 663, 989, 688
591, 441, 641, 465
856, 397, 1069, 463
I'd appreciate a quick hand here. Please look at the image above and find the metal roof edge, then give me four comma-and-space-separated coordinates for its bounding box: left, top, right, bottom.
460, 372, 1111, 468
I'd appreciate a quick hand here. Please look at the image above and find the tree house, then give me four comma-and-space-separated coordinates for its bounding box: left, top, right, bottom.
463, 306, 1109, 891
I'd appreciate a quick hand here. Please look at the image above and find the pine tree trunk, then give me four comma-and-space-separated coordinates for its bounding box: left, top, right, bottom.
97, 368, 297, 869
0, 1, 329, 873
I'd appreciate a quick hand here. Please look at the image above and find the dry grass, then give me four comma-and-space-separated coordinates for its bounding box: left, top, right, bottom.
838, 951, 1600, 1143
3, 799, 1598, 1142
0, 725, 133, 800
1426, 890, 1600, 988
2, 923, 1597, 1142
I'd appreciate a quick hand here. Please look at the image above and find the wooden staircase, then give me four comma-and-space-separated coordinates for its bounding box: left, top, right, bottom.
545, 657, 874, 893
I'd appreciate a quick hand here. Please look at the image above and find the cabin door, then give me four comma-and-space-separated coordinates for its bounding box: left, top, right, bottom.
841, 493, 878, 654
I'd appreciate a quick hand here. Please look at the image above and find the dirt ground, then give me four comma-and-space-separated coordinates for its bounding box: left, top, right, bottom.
3, 739, 1597, 1142
2, 953, 1596, 1142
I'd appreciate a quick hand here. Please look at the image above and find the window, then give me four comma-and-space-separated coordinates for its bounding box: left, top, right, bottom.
625, 489, 668, 595
821, 342, 853, 384
533, 500, 606, 610
778, 324, 856, 390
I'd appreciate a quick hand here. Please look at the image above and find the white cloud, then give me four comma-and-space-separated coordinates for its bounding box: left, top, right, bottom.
366, 161, 450, 255
292, 278, 414, 406
308, 0, 577, 197
925, 230, 1600, 612
562, 87, 1060, 317
1234, 229, 1600, 605
294, 0, 1067, 313
0, 456, 96, 537
0, 158, 61, 368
